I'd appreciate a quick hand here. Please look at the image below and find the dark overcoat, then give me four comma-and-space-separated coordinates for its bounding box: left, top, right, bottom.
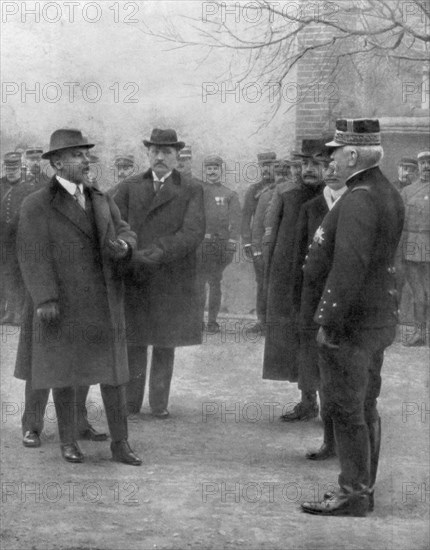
263, 184, 323, 381
114, 169, 205, 347
14, 177, 136, 389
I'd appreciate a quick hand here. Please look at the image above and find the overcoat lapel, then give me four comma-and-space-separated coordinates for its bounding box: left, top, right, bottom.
148, 170, 180, 213
89, 187, 111, 247
50, 177, 92, 238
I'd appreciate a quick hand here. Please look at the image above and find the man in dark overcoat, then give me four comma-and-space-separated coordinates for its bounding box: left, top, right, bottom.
262, 140, 326, 402
114, 129, 205, 417
301, 119, 404, 516
15, 128, 142, 466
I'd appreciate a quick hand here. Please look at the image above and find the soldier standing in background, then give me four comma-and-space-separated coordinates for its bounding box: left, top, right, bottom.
177, 146, 193, 178
392, 157, 418, 192
0, 152, 41, 325
241, 152, 277, 332
198, 154, 242, 333
25, 147, 51, 187
400, 150, 430, 346
108, 154, 136, 197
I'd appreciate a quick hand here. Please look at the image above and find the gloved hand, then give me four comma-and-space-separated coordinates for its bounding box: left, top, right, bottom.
107, 238, 130, 260
316, 326, 340, 349
243, 244, 254, 261
133, 245, 164, 266
37, 301, 60, 322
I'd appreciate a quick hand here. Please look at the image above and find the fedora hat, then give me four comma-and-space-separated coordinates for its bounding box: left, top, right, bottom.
42, 129, 94, 159
143, 128, 185, 150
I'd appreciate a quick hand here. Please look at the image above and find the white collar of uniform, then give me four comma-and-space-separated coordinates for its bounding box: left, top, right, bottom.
323, 184, 347, 210
57, 176, 84, 195
152, 170, 172, 183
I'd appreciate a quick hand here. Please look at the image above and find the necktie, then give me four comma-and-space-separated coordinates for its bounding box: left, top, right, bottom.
74, 186, 85, 209
153, 179, 162, 194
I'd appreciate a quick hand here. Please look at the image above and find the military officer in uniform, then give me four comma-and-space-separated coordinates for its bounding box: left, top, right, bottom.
108, 154, 136, 197
197, 154, 242, 333
25, 147, 51, 187
0, 152, 41, 325
301, 119, 404, 517
177, 146, 193, 178
400, 151, 430, 346
392, 157, 418, 192
241, 152, 277, 332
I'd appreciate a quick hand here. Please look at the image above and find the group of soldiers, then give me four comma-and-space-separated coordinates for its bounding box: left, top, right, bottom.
1, 120, 429, 517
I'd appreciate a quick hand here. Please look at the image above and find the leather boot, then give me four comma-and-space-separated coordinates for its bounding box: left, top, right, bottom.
306, 415, 336, 460
281, 391, 318, 422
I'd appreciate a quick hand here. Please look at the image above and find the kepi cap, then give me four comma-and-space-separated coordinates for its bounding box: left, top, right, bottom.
326, 119, 381, 148
417, 151, 430, 161
3, 152, 22, 167
257, 152, 276, 164
204, 154, 223, 166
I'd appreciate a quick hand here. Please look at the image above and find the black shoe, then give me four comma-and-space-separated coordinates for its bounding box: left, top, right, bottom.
206, 321, 220, 334
78, 425, 108, 441
111, 440, 142, 466
23, 431, 41, 448
323, 490, 374, 512
151, 409, 170, 419
301, 491, 369, 517
306, 442, 336, 460
281, 402, 319, 422
61, 442, 84, 463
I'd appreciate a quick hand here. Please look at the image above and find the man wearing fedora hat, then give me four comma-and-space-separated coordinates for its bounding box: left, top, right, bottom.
301, 119, 404, 516
114, 129, 205, 418
14, 128, 142, 465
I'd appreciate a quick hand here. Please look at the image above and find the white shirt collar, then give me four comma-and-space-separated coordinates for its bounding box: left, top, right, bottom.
323, 184, 347, 210
57, 176, 83, 195
152, 170, 172, 183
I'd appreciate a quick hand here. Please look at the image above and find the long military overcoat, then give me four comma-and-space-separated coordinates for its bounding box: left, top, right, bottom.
263, 183, 323, 381
14, 177, 136, 389
114, 169, 205, 347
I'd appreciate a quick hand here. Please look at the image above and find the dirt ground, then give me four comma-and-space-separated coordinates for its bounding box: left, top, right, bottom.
1, 322, 429, 550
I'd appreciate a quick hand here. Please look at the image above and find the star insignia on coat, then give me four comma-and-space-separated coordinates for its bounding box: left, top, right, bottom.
313, 226, 325, 245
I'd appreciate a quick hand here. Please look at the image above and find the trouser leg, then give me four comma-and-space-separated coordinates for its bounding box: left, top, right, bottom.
125, 345, 147, 413
253, 258, 266, 323
101, 384, 128, 443
21, 381, 50, 435
52, 386, 76, 444
319, 342, 370, 493
75, 385, 91, 432
207, 265, 223, 324
149, 347, 175, 412
197, 267, 209, 324
298, 330, 319, 405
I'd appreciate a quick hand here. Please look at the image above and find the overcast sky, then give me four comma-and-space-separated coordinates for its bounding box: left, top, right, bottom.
1, 1, 295, 187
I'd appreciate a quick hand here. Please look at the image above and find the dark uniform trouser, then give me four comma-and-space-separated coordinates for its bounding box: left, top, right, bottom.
318, 326, 395, 494
253, 256, 266, 323
404, 261, 430, 324
22, 383, 127, 443
126, 346, 175, 413
197, 261, 227, 324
